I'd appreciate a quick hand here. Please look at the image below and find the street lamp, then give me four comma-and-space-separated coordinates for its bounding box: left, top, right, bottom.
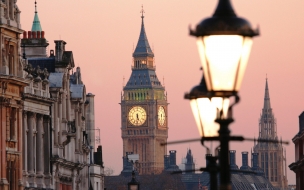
128, 171, 140, 190
190, 0, 259, 94
187, 0, 259, 189
185, 76, 220, 138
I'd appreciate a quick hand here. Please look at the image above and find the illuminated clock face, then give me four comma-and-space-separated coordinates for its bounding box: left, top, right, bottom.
128, 106, 147, 126
158, 106, 166, 126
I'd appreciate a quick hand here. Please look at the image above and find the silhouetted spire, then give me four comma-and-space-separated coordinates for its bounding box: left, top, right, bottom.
32, 0, 42, 31
133, 6, 154, 58
263, 78, 271, 110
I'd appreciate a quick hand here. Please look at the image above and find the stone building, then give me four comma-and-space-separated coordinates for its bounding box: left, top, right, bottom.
289, 112, 304, 190
120, 9, 168, 175
253, 79, 288, 189
20, 1, 104, 189
0, 0, 27, 190
22, 63, 53, 190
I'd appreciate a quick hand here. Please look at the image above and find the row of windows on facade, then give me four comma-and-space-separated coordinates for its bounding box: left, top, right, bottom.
261, 152, 279, 182
128, 81, 161, 86
133, 74, 157, 79
128, 129, 149, 135
263, 114, 274, 118
134, 60, 153, 68
126, 92, 164, 100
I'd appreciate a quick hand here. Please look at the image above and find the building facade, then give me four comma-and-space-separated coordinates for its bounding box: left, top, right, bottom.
289, 112, 304, 190
0, 1, 27, 190
253, 79, 288, 189
20, 2, 104, 189
120, 11, 168, 175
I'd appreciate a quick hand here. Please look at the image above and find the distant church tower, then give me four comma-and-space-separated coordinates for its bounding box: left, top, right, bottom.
185, 149, 195, 173
120, 8, 168, 175
253, 79, 288, 189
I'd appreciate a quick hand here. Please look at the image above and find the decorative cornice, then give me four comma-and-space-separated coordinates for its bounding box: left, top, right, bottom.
51, 156, 86, 170
23, 93, 55, 103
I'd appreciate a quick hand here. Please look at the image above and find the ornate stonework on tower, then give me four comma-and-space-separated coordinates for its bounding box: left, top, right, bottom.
253, 79, 288, 189
120, 9, 168, 175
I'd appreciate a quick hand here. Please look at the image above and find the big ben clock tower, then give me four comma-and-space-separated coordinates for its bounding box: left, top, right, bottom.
120, 8, 168, 175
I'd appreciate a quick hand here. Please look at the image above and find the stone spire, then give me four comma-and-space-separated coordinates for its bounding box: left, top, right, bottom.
259, 78, 277, 139
132, 6, 154, 58
263, 78, 271, 110
31, 0, 42, 31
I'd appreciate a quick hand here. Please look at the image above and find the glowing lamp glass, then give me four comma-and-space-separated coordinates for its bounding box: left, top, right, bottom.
129, 185, 139, 190
196, 35, 253, 92
211, 97, 230, 119
190, 98, 219, 137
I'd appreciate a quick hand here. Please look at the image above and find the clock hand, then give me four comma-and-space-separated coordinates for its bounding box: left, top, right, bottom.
136, 113, 139, 120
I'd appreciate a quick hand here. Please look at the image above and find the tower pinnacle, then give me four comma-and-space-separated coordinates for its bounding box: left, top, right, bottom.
35, 0, 37, 13
263, 78, 271, 110
32, 0, 42, 31
133, 6, 154, 58
141, 5, 145, 19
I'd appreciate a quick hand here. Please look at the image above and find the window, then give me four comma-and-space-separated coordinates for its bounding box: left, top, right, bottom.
9, 45, 14, 75
274, 152, 278, 181
10, 108, 16, 140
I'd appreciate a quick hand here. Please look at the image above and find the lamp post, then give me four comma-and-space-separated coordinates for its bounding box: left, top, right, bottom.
128, 171, 140, 190
187, 0, 259, 189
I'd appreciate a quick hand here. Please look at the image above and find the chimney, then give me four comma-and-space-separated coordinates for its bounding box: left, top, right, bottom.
32, 31, 36, 38
229, 150, 239, 170
299, 112, 304, 132
240, 152, 251, 171
169, 150, 177, 166
164, 155, 170, 169
242, 152, 248, 166
41, 31, 45, 38
54, 40, 67, 62
28, 31, 32, 39
37, 31, 41, 38
252, 153, 259, 169
23, 31, 27, 39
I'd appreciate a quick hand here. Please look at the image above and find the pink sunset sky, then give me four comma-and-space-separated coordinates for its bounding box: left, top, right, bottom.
18, 0, 304, 184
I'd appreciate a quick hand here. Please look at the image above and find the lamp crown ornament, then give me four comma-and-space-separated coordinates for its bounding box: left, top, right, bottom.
190, 0, 259, 37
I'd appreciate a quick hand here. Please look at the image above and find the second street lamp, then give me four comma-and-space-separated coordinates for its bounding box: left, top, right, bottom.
185, 75, 219, 138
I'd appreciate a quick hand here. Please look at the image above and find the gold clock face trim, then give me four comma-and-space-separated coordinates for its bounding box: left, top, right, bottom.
158, 106, 166, 126
128, 106, 147, 126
